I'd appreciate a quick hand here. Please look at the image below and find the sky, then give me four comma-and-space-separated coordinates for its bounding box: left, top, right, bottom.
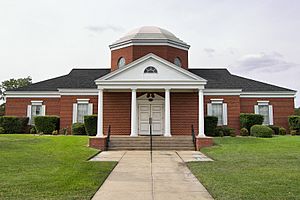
0, 0, 299, 107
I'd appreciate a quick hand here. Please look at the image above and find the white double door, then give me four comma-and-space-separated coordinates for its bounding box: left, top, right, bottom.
139, 104, 164, 135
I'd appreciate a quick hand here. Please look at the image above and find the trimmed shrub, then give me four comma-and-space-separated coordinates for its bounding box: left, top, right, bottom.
279, 127, 287, 135
34, 116, 59, 134
215, 126, 235, 137
204, 116, 218, 136
84, 115, 97, 136
288, 115, 300, 132
52, 130, 59, 135
250, 125, 273, 138
30, 126, 37, 134
0, 116, 29, 134
240, 128, 249, 136
240, 114, 264, 131
0, 127, 4, 134
290, 130, 298, 136
268, 125, 280, 135
72, 123, 86, 135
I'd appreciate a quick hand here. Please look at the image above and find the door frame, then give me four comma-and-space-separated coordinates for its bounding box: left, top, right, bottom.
137, 93, 165, 135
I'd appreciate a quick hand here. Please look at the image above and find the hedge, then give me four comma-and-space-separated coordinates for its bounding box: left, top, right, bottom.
240, 113, 264, 131
84, 115, 97, 136
204, 116, 218, 136
34, 116, 59, 134
288, 115, 300, 132
279, 127, 287, 135
250, 125, 273, 138
0, 116, 29, 134
240, 128, 249, 136
72, 123, 86, 135
215, 126, 236, 137
268, 125, 280, 135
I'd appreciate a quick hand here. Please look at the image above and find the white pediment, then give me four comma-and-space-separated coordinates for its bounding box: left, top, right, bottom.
97, 53, 206, 82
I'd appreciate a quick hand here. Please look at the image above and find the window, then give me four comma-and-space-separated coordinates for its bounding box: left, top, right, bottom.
117, 57, 126, 68
77, 104, 89, 123
255, 101, 273, 125
72, 99, 93, 123
212, 104, 223, 125
27, 101, 45, 125
207, 99, 228, 126
144, 66, 158, 73
174, 57, 182, 67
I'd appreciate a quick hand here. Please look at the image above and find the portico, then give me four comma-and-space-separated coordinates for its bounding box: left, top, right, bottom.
94, 53, 207, 138
95, 88, 205, 137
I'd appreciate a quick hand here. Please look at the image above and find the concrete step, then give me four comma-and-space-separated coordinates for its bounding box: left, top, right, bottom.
107, 136, 195, 151
108, 147, 195, 151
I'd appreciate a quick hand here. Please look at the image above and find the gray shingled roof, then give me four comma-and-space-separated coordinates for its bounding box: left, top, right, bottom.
10, 68, 294, 92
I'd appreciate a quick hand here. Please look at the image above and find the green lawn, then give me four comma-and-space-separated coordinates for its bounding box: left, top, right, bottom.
188, 136, 300, 200
0, 134, 116, 200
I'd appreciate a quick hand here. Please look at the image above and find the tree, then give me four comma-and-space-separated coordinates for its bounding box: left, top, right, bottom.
0, 77, 32, 116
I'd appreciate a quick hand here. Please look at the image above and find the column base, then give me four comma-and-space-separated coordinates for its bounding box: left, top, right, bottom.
195, 136, 213, 151
89, 136, 107, 151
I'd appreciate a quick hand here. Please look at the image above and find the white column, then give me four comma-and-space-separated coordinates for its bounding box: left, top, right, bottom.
96, 89, 104, 137
164, 88, 171, 137
198, 89, 206, 137
130, 89, 138, 136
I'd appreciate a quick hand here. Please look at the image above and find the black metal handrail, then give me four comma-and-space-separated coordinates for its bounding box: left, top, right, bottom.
106, 125, 111, 150
191, 125, 197, 151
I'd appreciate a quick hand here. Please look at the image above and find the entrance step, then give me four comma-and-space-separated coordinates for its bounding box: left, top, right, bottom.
108, 136, 195, 151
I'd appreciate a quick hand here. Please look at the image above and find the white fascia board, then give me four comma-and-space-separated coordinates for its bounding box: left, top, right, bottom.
240, 91, 296, 98
97, 83, 205, 90
58, 89, 98, 96
109, 40, 190, 51
204, 89, 242, 96
95, 53, 207, 82
5, 91, 60, 98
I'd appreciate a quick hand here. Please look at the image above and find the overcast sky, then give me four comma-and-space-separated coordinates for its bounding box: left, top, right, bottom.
0, 0, 299, 107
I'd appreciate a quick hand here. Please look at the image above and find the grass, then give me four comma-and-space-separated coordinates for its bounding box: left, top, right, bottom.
0, 134, 116, 200
188, 136, 300, 200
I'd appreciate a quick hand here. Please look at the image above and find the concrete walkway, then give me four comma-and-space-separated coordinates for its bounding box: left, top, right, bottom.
92, 151, 213, 200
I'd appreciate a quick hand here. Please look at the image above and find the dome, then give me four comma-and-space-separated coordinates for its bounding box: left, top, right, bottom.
109, 26, 190, 50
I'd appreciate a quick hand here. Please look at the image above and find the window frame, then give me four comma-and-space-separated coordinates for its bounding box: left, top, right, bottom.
144, 66, 158, 74
72, 99, 93, 124
207, 99, 228, 126
117, 57, 126, 68
27, 101, 45, 125
254, 101, 273, 125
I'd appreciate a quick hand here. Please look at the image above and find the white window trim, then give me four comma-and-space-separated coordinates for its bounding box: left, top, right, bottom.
27, 101, 46, 125
254, 101, 273, 125
207, 99, 228, 126
72, 99, 93, 123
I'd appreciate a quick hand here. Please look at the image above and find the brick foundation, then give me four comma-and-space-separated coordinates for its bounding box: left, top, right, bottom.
195, 137, 213, 150
89, 136, 107, 151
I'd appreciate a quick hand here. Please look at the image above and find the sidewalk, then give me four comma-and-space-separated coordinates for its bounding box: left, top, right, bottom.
92, 151, 213, 200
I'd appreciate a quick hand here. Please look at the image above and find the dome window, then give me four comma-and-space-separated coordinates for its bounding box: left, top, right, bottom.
117, 57, 126, 68
144, 66, 158, 73
174, 57, 182, 67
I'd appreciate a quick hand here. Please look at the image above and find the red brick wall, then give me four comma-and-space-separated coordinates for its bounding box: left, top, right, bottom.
59, 96, 98, 130
5, 98, 60, 116
111, 46, 134, 71
111, 45, 188, 71
240, 98, 294, 130
103, 92, 131, 135
171, 92, 198, 135
204, 96, 241, 132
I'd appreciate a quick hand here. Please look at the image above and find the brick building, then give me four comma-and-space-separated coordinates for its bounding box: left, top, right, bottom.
5, 26, 296, 149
